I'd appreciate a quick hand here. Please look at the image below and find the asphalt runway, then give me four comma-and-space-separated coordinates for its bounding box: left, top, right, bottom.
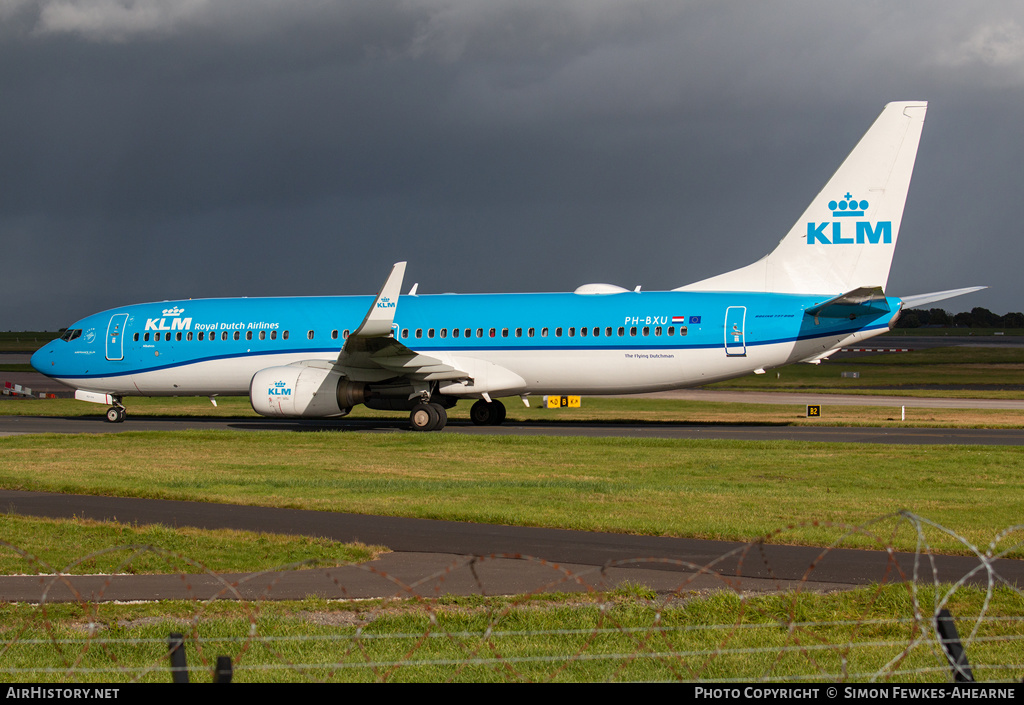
0, 490, 1020, 603
2, 413, 1024, 446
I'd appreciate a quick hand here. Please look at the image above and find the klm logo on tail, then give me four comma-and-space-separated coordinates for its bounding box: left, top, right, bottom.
806, 194, 891, 245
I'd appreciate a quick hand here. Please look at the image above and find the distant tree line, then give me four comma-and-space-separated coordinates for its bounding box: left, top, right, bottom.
895, 307, 1024, 329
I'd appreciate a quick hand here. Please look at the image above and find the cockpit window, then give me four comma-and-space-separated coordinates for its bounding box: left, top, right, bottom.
59, 329, 82, 342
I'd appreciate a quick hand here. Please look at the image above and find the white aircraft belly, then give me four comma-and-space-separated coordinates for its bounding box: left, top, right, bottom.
130, 353, 329, 396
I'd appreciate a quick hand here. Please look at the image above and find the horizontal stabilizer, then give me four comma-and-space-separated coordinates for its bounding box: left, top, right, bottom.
898, 286, 988, 310
805, 286, 890, 318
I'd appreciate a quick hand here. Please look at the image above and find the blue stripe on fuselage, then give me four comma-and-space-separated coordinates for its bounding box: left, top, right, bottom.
32, 290, 897, 380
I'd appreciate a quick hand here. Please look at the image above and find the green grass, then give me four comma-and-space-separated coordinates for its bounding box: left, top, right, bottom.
0, 584, 1019, 682
0, 514, 383, 575
1, 431, 1021, 556
0, 332, 56, 352
708, 346, 1024, 394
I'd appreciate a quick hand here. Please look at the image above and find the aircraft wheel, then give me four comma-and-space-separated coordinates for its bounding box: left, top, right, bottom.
410, 402, 440, 432
105, 407, 125, 423
470, 399, 505, 426
430, 403, 448, 430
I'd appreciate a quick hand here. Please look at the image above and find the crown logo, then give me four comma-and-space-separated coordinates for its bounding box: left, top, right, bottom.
162, 306, 185, 317
274, 381, 286, 387
828, 193, 868, 218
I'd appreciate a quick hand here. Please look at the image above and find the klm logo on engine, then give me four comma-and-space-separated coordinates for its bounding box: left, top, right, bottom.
806, 194, 891, 245
268, 381, 291, 396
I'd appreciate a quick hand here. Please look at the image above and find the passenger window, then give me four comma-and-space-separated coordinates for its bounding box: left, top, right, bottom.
343, 330, 349, 339
428, 328, 435, 338
516, 328, 522, 337
630, 327, 637, 336
477, 328, 484, 338
452, 328, 460, 338
440, 328, 447, 338
569, 327, 575, 337
643, 326, 650, 336
331, 330, 338, 340
580, 327, 587, 337
270, 330, 277, 340
541, 327, 548, 337
680, 326, 688, 336
402, 329, 409, 339
555, 327, 562, 337
307, 330, 314, 340
501, 328, 508, 337
655, 326, 662, 336
528, 327, 535, 337
198, 332, 204, 341
187, 332, 193, 341
489, 328, 496, 338
246, 331, 252, 341
667, 326, 674, 336
144, 333, 150, 342
606, 327, 612, 337
259, 331, 266, 340
283, 331, 289, 340
132, 333, 139, 342
233, 331, 240, 341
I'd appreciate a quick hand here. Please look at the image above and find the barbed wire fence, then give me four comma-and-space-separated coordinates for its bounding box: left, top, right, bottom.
0, 511, 1020, 683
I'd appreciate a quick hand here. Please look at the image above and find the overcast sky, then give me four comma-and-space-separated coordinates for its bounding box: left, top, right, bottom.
2, 1, 1023, 330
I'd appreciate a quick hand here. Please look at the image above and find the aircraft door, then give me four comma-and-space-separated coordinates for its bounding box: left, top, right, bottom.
724, 306, 746, 357
105, 313, 129, 361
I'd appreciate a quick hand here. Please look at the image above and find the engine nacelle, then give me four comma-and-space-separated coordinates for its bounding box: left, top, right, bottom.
250, 365, 369, 418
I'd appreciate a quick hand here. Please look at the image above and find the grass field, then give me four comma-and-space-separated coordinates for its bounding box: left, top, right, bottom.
1, 430, 1021, 557
2, 334, 1023, 682
708, 346, 1024, 395
1, 584, 1019, 682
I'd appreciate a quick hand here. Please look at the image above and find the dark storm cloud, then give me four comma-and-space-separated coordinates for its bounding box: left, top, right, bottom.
2, 1, 1023, 329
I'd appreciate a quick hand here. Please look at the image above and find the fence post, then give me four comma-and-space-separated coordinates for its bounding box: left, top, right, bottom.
935, 609, 974, 682
214, 655, 233, 683
168, 632, 190, 683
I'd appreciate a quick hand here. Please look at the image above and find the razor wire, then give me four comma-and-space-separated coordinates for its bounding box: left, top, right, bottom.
0, 511, 1019, 683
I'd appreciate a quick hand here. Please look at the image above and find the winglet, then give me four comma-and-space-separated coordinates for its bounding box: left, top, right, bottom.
351, 262, 407, 338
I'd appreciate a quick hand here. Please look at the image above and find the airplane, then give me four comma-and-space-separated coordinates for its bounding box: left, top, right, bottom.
31, 101, 984, 431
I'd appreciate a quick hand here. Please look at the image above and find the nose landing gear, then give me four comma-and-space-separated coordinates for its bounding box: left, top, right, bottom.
105, 400, 127, 423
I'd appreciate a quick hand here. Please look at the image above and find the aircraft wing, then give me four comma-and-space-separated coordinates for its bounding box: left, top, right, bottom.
334, 262, 470, 383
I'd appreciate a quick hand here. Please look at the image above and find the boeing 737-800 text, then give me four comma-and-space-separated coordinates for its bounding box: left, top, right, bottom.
31, 102, 983, 430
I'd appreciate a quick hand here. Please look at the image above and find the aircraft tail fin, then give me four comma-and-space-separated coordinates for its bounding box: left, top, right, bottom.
677, 101, 927, 296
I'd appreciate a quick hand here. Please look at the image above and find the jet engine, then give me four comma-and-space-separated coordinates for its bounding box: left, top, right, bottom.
250, 365, 369, 418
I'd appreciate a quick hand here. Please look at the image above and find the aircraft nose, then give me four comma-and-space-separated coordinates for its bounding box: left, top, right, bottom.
30, 345, 53, 374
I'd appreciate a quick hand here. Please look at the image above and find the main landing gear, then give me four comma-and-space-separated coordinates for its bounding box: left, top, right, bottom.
408, 398, 506, 431
469, 399, 506, 426
409, 402, 448, 432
